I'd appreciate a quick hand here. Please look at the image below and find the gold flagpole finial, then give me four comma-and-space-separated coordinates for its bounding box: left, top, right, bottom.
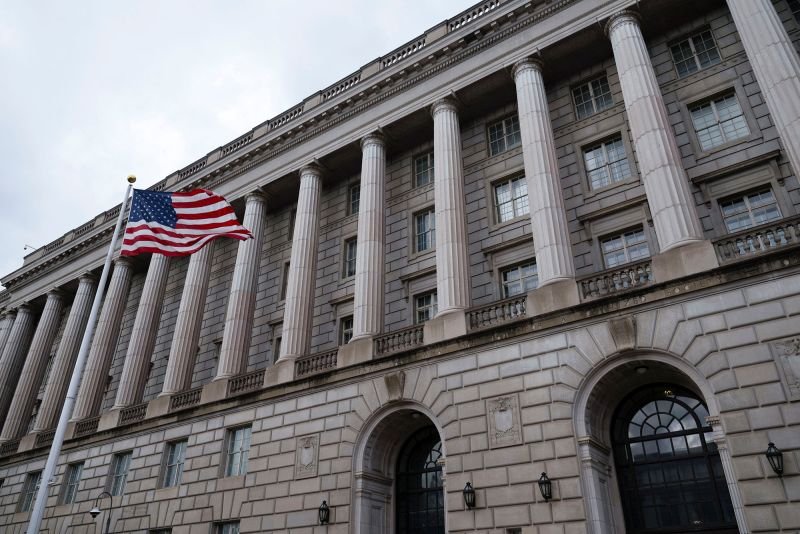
127, 175, 137, 184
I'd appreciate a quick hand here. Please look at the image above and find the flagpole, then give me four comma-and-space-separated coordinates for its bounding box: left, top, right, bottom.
26, 176, 136, 534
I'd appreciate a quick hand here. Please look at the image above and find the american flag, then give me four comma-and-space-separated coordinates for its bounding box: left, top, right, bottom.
121, 189, 252, 257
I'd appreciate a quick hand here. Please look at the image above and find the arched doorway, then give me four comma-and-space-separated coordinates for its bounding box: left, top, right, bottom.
352, 403, 447, 534
612, 384, 737, 533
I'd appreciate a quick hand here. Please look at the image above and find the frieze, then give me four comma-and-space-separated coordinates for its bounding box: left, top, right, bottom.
486, 393, 523, 448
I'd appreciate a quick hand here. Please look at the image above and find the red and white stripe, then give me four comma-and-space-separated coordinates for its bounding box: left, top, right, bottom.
121, 190, 252, 257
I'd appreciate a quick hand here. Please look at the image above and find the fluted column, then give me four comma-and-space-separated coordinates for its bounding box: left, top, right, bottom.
72, 258, 133, 420
215, 192, 266, 379
431, 99, 471, 313
279, 166, 322, 360
160, 243, 214, 394
0, 310, 16, 357
352, 134, 386, 340
727, 0, 800, 175
607, 12, 703, 251
0, 305, 35, 429
35, 275, 98, 431
512, 60, 576, 284
113, 254, 170, 407
0, 292, 64, 440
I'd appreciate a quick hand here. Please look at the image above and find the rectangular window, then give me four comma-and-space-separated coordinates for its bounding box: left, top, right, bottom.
501, 261, 539, 297
339, 315, 354, 345
280, 262, 290, 300
414, 152, 435, 187
415, 292, 438, 324
19, 471, 41, 512
61, 462, 84, 505
488, 115, 522, 155
414, 208, 436, 252
670, 30, 721, 77
583, 136, 632, 189
573, 76, 614, 119
109, 451, 132, 497
343, 237, 357, 278
216, 522, 240, 534
162, 440, 187, 488
225, 426, 252, 477
348, 183, 361, 215
287, 209, 296, 241
601, 227, 651, 268
720, 189, 782, 232
494, 176, 529, 223
690, 92, 749, 151
273, 336, 282, 360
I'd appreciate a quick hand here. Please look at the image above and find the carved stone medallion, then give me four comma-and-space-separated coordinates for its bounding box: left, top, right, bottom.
771, 337, 800, 399
486, 394, 522, 448
295, 434, 320, 479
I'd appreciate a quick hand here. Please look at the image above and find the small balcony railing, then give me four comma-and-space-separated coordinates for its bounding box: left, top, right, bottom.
578, 260, 654, 300
170, 386, 203, 411
714, 216, 800, 264
118, 402, 147, 425
74, 416, 100, 438
35, 429, 56, 448
374, 325, 425, 357
296, 350, 338, 378
0, 438, 21, 457
228, 369, 265, 396
468, 295, 527, 331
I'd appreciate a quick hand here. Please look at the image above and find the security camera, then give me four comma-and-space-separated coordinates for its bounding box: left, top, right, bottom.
89, 507, 101, 519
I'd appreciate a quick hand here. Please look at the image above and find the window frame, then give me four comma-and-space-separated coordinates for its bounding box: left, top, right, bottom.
339, 314, 354, 345
161, 440, 188, 488
60, 462, 84, 505
413, 151, 435, 188
492, 174, 530, 225
412, 206, 436, 254
223, 426, 252, 478
414, 291, 438, 324
718, 187, 784, 233
18, 471, 42, 513
215, 522, 241, 534
599, 226, 652, 269
487, 114, 522, 156
347, 182, 361, 216
279, 261, 290, 301
669, 28, 722, 78
499, 260, 539, 298
342, 236, 357, 279
688, 91, 751, 152
108, 451, 133, 497
571, 75, 614, 120
581, 134, 634, 191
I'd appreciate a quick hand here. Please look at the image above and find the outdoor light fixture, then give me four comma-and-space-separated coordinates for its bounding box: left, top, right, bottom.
89, 491, 114, 534
463, 482, 476, 509
538, 472, 552, 501
318, 500, 330, 524
766, 442, 784, 476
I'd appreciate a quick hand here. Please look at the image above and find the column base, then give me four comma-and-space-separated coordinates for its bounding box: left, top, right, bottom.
18, 433, 37, 452
97, 409, 122, 432
651, 239, 719, 282
337, 337, 375, 369
200, 378, 230, 405
424, 309, 468, 344
264, 359, 296, 386
526, 279, 580, 316
145, 395, 173, 419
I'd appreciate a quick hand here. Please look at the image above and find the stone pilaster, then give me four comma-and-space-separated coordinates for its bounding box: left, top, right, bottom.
352, 133, 386, 341
279, 165, 322, 362
0, 292, 64, 441
215, 191, 266, 379
0, 310, 16, 357
34, 275, 98, 431
726, 0, 800, 176
160, 243, 215, 395
606, 12, 704, 251
0, 305, 35, 429
512, 59, 576, 285
72, 258, 134, 420
113, 254, 170, 408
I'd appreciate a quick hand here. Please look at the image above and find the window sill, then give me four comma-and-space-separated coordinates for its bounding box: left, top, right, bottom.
692, 133, 762, 162
581, 175, 640, 201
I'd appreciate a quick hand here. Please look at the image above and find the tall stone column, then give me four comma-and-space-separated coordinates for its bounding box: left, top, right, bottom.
215, 192, 266, 379
279, 165, 322, 363
353, 134, 386, 340
0, 305, 35, 429
431, 99, 471, 314
34, 275, 98, 431
606, 12, 704, 251
113, 254, 170, 408
512, 59, 576, 285
72, 258, 134, 420
0, 292, 64, 441
726, 0, 800, 176
160, 243, 214, 395
0, 310, 16, 357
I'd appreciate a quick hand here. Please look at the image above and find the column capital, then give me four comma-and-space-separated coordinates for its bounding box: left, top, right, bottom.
245, 190, 267, 204
78, 272, 99, 285
360, 132, 386, 150
511, 57, 544, 80
1, 308, 17, 319
113, 256, 134, 269
430, 97, 459, 118
604, 9, 640, 37
15, 302, 31, 313
45, 288, 65, 301
299, 163, 324, 179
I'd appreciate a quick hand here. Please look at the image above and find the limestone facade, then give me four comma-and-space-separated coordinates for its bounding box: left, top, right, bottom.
1, 0, 800, 532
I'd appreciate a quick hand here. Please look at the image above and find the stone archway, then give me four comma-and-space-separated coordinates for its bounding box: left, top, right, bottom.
352, 401, 448, 534
572, 352, 748, 534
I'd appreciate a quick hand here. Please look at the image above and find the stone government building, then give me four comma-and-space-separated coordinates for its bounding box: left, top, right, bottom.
1, 0, 799, 531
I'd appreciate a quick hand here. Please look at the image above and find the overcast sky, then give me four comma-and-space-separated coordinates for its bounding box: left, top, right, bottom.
0, 0, 470, 287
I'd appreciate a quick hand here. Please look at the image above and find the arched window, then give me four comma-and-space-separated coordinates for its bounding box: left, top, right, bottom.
395, 426, 444, 534
612, 385, 737, 533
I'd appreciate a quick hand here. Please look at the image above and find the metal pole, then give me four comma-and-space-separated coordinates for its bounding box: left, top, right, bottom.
26, 177, 136, 534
